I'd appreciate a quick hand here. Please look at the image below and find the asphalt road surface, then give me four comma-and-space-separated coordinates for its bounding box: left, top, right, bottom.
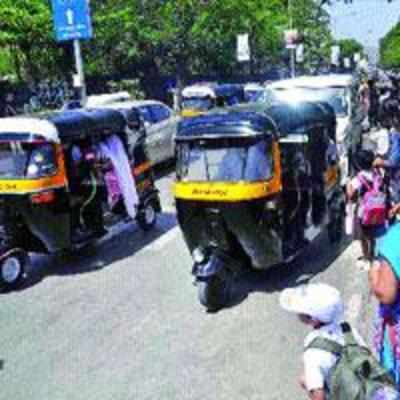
1, 168, 375, 400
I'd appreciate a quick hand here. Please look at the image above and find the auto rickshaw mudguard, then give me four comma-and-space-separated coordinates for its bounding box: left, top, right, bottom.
193, 253, 226, 279
176, 199, 283, 271
221, 202, 283, 269
15, 189, 71, 253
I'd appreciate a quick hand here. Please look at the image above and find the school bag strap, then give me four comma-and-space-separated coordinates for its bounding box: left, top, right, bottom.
305, 323, 357, 354
358, 171, 384, 193
357, 173, 373, 191
306, 336, 344, 355
341, 322, 359, 345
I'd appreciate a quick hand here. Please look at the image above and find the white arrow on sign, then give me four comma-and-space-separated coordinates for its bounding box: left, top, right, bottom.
66, 8, 74, 25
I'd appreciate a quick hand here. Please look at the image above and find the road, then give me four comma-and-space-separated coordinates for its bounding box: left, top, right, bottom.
0, 168, 375, 400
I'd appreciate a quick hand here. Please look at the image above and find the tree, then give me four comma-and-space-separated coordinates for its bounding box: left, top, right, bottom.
0, 0, 71, 81
0, 0, 333, 85
335, 38, 363, 59
380, 22, 400, 68
290, 0, 333, 70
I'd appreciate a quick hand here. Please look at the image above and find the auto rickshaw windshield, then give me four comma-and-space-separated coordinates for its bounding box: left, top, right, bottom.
0, 140, 57, 179
176, 137, 273, 182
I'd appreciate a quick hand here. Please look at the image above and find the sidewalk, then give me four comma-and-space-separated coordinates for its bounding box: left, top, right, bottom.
336, 239, 377, 345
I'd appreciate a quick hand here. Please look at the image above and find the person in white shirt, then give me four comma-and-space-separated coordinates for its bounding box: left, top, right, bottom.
280, 283, 364, 400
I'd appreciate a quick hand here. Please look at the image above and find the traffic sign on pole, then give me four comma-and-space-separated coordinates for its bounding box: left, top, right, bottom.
331, 45, 340, 66
51, 0, 93, 42
237, 34, 250, 62
296, 44, 304, 63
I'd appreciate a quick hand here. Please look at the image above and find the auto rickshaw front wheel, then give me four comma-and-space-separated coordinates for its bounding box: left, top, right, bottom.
197, 275, 232, 312
0, 251, 27, 291
137, 200, 158, 231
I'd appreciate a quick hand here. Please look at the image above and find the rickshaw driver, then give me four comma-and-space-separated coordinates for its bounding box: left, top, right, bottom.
70, 141, 106, 239
244, 141, 272, 181
217, 141, 272, 182
217, 148, 246, 181
281, 145, 309, 255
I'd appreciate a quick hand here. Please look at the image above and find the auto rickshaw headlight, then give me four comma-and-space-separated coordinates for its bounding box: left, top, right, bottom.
192, 247, 206, 264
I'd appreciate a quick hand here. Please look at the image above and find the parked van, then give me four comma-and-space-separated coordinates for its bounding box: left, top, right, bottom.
265, 74, 365, 183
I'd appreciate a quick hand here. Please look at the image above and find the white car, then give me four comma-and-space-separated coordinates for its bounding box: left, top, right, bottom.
102, 100, 180, 165
86, 92, 132, 108
265, 74, 365, 183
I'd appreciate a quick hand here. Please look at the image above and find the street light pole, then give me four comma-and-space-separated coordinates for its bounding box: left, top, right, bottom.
73, 39, 87, 105
288, 0, 296, 78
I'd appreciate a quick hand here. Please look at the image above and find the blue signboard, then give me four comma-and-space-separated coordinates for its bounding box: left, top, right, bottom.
51, 0, 93, 42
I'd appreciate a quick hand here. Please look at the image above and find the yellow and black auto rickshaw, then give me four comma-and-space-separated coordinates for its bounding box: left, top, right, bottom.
0, 108, 160, 290
174, 102, 345, 311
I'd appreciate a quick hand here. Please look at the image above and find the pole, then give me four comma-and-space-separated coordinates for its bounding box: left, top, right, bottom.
288, 0, 296, 78
291, 48, 296, 78
73, 39, 87, 105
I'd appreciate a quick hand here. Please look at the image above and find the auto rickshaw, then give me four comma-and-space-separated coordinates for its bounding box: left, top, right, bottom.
174, 103, 345, 311
0, 108, 161, 290
181, 84, 245, 117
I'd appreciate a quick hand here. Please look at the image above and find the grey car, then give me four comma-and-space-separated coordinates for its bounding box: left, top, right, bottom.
102, 100, 180, 166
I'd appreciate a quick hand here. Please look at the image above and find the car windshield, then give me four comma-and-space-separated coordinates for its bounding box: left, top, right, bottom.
0, 141, 56, 179
182, 97, 214, 111
267, 87, 349, 117
176, 138, 273, 182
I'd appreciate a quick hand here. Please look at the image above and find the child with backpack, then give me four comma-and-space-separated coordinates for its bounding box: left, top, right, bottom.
280, 283, 399, 400
347, 150, 388, 269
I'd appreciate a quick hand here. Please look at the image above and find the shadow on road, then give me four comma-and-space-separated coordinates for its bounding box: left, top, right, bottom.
9, 212, 177, 292
227, 232, 352, 309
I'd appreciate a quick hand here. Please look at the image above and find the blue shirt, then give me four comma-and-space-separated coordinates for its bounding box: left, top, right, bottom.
385, 131, 400, 169
384, 131, 400, 202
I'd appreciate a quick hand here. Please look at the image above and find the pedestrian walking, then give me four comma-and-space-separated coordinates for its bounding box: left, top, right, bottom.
369, 78, 380, 130
280, 283, 399, 400
371, 222, 400, 386
359, 78, 371, 117
374, 108, 400, 212
347, 150, 387, 269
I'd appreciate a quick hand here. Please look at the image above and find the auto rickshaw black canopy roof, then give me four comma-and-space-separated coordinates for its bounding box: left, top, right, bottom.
265, 101, 335, 136
47, 108, 126, 142
177, 111, 276, 140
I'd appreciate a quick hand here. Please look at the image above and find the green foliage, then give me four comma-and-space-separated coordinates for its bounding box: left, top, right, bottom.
0, 0, 334, 83
0, 48, 14, 76
291, 0, 333, 69
0, 0, 69, 81
380, 22, 400, 68
335, 38, 363, 59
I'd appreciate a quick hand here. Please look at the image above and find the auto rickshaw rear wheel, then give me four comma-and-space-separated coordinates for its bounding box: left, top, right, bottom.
198, 275, 232, 312
0, 253, 26, 291
137, 201, 157, 231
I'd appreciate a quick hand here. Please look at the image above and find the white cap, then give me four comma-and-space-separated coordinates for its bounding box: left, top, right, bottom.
279, 283, 344, 324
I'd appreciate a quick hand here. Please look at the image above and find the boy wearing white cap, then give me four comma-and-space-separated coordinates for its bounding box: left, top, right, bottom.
280, 283, 363, 400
